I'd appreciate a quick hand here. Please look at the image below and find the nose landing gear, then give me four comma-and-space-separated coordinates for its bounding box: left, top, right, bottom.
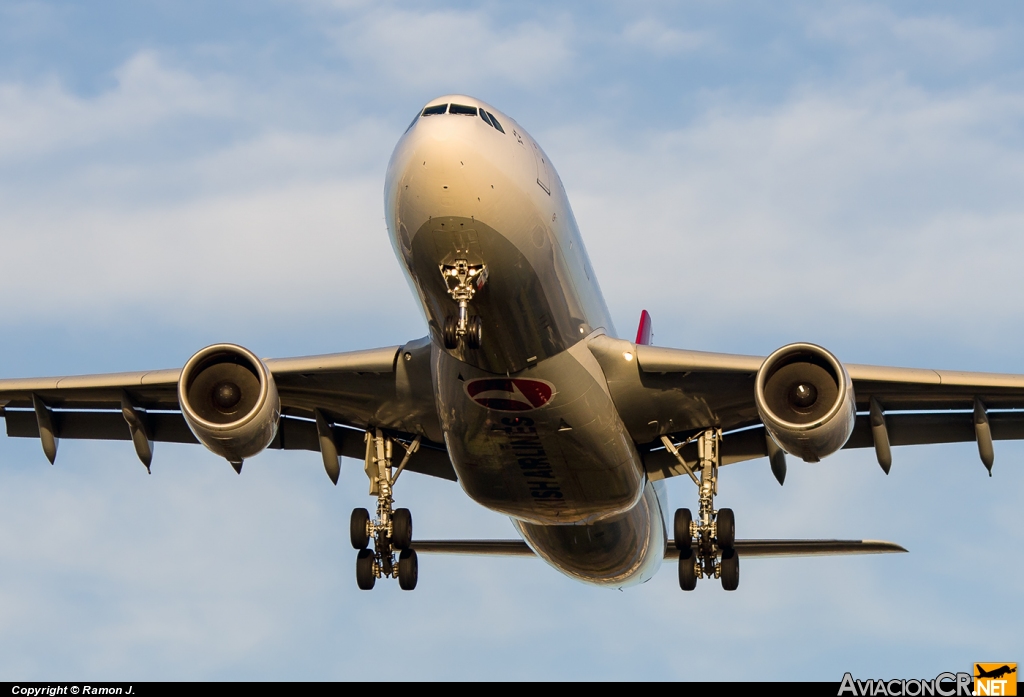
440, 259, 487, 350
350, 429, 422, 590
664, 428, 740, 591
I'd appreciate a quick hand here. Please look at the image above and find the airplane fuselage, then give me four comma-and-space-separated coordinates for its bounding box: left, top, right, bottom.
385, 96, 665, 586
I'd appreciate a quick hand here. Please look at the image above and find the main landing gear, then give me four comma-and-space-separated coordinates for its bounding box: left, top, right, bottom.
440, 259, 487, 350
350, 428, 422, 591
662, 428, 740, 592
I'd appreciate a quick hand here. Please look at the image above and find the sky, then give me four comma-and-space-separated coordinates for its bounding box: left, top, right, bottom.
0, 0, 1022, 681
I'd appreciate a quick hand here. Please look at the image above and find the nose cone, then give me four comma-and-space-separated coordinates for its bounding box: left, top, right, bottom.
389, 96, 502, 178
385, 95, 521, 243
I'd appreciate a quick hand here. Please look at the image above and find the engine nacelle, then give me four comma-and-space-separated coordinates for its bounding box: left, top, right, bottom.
178, 343, 280, 464
754, 342, 856, 463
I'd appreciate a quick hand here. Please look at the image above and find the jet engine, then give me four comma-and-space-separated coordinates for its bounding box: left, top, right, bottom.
754, 342, 856, 463
178, 343, 280, 466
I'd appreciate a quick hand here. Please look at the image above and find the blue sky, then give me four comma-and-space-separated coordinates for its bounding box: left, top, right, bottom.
0, 0, 1022, 681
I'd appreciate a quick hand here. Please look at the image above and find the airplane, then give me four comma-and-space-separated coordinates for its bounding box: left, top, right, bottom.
1, 94, 1021, 592
975, 666, 1016, 680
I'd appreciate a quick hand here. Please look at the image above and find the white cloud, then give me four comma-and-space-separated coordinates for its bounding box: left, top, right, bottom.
621, 18, 712, 55
0, 54, 417, 330
809, 4, 1004, 67
0, 52, 233, 160
318, 6, 574, 90
0, 176, 414, 327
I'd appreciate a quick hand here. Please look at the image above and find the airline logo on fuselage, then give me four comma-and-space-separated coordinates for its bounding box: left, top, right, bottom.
465, 378, 555, 411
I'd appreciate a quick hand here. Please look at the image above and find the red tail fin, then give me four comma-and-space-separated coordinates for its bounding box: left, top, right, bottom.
635, 310, 653, 345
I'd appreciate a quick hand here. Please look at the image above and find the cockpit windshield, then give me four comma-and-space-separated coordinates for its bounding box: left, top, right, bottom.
414, 102, 505, 136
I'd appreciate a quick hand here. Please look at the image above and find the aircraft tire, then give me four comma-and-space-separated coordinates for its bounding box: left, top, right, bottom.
443, 316, 459, 349
717, 508, 735, 549
392, 508, 413, 550
678, 548, 697, 591
466, 316, 483, 349
350, 508, 371, 550
356, 549, 376, 590
398, 549, 418, 591
720, 548, 739, 591
674, 508, 693, 550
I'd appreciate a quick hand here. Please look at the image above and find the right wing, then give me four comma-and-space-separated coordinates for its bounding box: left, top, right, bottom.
586, 335, 1024, 479
0, 336, 456, 481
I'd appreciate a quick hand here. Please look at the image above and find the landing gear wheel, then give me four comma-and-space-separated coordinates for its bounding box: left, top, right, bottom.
392, 508, 413, 550
398, 548, 419, 590
717, 508, 735, 549
674, 508, 693, 550
350, 508, 370, 550
720, 548, 739, 591
443, 316, 459, 349
678, 548, 697, 591
356, 549, 376, 590
466, 316, 483, 350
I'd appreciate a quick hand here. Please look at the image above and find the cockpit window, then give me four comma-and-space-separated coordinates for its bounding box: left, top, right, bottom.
417, 102, 504, 135
484, 110, 505, 133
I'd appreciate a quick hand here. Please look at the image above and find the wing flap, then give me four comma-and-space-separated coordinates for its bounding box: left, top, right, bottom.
2, 408, 458, 480
645, 410, 1024, 480
4, 409, 198, 444
846, 411, 1024, 448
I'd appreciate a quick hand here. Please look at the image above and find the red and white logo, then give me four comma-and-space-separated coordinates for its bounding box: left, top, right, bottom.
465, 378, 555, 412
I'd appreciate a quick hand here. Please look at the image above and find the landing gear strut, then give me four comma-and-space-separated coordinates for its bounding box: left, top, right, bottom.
440, 259, 487, 350
663, 428, 739, 591
351, 428, 421, 590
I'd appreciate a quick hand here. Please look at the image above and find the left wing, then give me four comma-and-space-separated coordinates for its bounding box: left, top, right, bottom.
0, 337, 456, 481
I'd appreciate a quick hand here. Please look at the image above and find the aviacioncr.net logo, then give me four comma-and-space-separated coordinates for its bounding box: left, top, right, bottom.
839, 672, 973, 697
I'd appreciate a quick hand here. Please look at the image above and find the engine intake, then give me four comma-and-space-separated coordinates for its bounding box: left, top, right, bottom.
754, 342, 855, 463
178, 344, 280, 465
